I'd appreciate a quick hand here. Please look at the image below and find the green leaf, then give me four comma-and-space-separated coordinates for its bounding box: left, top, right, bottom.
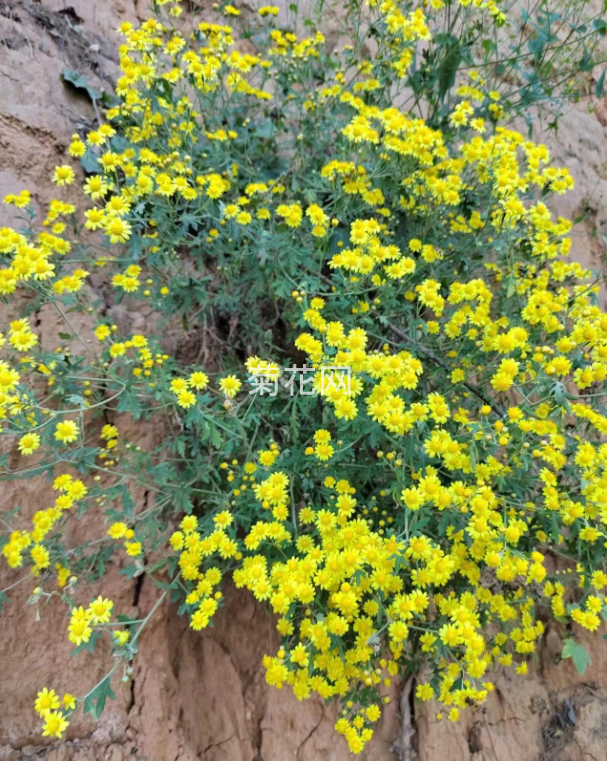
254, 120, 275, 139
80, 149, 101, 174
62, 69, 102, 101
83, 674, 116, 720
121, 485, 135, 517
596, 70, 606, 99
528, 36, 545, 57
437, 43, 461, 102
71, 629, 102, 656
578, 48, 594, 73
0, 591, 10, 614
562, 638, 591, 675
175, 437, 186, 458
174, 489, 194, 515
65, 394, 86, 408
118, 563, 143, 579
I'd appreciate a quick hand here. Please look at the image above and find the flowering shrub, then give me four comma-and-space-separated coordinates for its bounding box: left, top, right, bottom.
1, 0, 607, 753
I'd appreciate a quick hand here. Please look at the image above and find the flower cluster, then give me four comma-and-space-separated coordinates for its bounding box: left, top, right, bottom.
0, 0, 605, 751
3, 475, 88, 573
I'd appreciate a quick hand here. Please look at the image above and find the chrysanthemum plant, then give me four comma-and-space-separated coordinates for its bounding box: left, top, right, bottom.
1, 0, 607, 751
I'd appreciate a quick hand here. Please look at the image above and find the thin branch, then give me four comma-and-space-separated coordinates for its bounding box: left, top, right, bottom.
389, 323, 506, 418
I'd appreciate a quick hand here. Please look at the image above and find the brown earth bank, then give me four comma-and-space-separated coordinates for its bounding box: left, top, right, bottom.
1, 1, 607, 759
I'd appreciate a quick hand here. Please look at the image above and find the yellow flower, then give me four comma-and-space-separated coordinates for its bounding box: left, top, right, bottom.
219, 375, 242, 398
189, 371, 209, 390
213, 511, 233, 528
10, 331, 37, 351
415, 683, 434, 701
18, 432, 41, 455
87, 595, 114, 625
68, 135, 86, 157
42, 711, 69, 739
176, 389, 197, 408
95, 325, 111, 341
53, 165, 75, 186
313, 429, 332, 444
105, 217, 132, 244
125, 541, 142, 557
181, 515, 198, 532
108, 522, 128, 539
101, 424, 119, 440
35, 688, 60, 716
84, 176, 109, 199
54, 420, 79, 444
314, 443, 334, 461
113, 630, 131, 646
84, 209, 106, 230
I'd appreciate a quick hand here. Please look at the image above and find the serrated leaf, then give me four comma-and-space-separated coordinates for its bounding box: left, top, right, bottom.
121, 485, 135, 517
65, 394, 86, 407
71, 629, 101, 656
562, 638, 591, 675
118, 564, 142, 579
83, 674, 116, 720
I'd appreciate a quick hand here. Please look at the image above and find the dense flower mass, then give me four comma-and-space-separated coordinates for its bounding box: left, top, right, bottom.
0, 0, 606, 752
